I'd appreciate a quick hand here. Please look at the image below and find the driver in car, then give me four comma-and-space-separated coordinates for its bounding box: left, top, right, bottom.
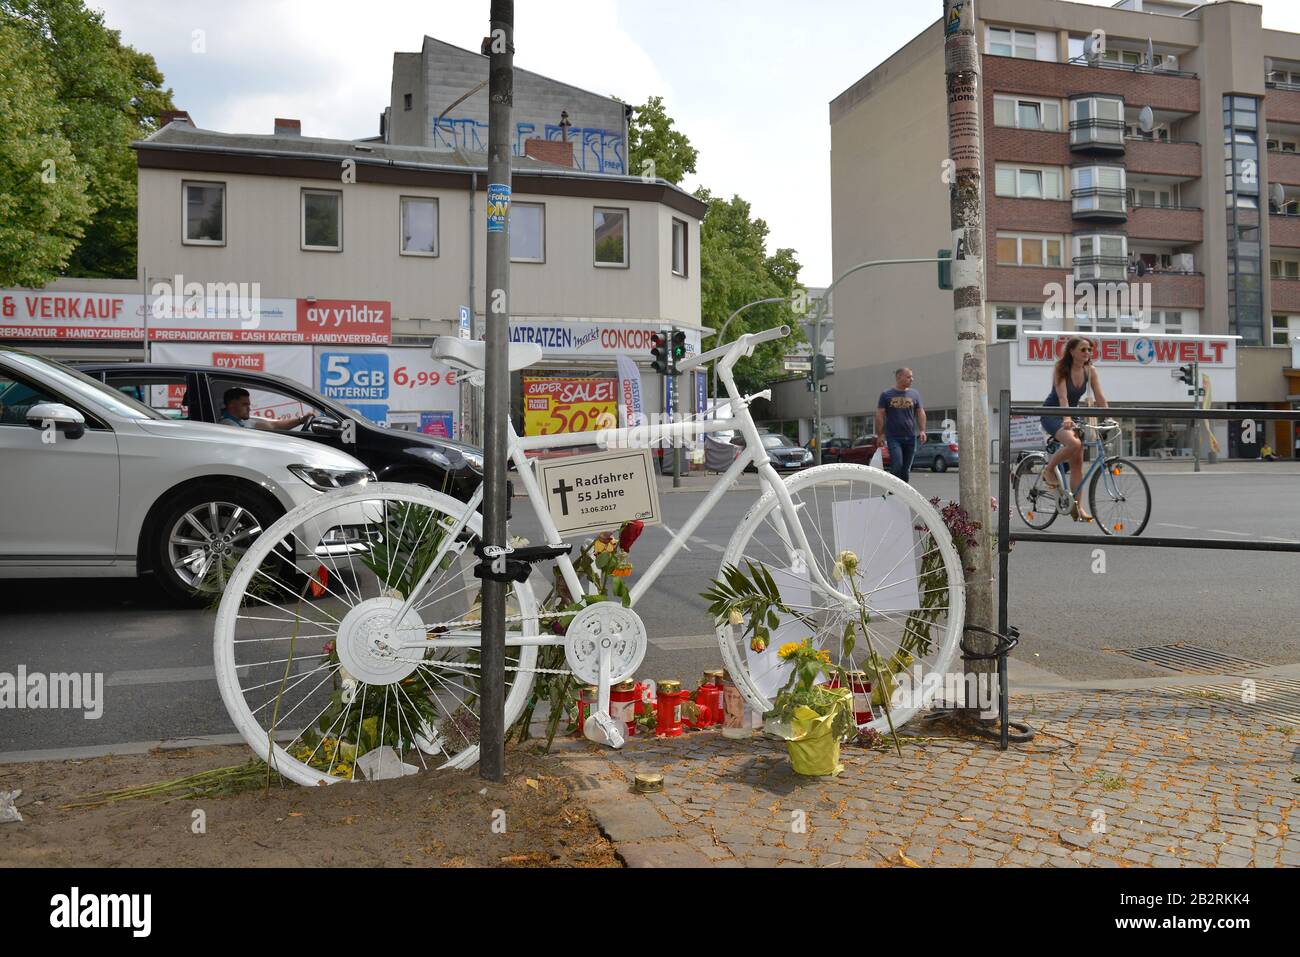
219, 387, 314, 431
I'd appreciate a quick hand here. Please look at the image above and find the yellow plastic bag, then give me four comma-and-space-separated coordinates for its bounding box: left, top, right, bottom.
784, 693, 849, 777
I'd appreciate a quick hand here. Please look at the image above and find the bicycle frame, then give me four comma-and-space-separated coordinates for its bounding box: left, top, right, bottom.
386, 326, 855, 650
1050, 429, 1122, 502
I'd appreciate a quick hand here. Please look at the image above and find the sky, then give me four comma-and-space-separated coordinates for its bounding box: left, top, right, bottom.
92, 0, 1300, 287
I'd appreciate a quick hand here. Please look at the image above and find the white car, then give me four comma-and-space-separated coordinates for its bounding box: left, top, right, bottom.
0, 348, 373, 603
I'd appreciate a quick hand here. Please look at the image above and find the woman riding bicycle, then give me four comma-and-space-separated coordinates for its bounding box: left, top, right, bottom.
1041, 336, 1107, 521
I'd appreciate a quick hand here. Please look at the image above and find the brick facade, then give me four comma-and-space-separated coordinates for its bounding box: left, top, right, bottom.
523, 137, 574, 167
1271, 278, 1300, 312
986, 195, 1075, 234
983, 56, 1200, 113
1266, 149, 1300, 187
987, 264, 1069, 303
1128, 205, 1202, 243
1265, 88, 1300, 126
1144, 272, 1205, 309
1269, 213, 1300, 249
1126, 139, 1201, 178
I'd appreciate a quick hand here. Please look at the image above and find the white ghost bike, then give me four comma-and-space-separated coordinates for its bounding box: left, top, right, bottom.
213, 324, 966, 784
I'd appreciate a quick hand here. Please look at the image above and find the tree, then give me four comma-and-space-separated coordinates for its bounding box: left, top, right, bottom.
625, 95, 698, 185
2, 0, 175, 278
0, 18, 92, 286
695, 187, 804, 395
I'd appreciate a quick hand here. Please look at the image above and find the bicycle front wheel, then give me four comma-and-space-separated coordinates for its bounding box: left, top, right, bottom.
214, 483, 539, 786
1012, 453, 1059, 530
1089, 457, 1151, 536
716, 464, 965, 729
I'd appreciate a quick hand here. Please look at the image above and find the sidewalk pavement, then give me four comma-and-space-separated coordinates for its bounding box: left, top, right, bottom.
553, 678, 1299, 868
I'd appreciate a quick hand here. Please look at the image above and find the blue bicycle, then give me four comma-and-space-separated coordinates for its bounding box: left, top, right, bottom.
1012, 418, 1151, 536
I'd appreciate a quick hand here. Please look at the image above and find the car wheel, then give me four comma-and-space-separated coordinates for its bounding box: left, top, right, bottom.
152, 484, 284, 606
933, 456, 948, 473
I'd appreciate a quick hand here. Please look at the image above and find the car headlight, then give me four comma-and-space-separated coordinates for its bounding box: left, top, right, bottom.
288, 464, 372, 490
460, 449, 484, 473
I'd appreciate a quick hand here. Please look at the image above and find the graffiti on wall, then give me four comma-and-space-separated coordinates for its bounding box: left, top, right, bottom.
432, 116, 625, 174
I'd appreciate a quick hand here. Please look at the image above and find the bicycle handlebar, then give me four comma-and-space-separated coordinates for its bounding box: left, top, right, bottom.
676, 324, 791, 374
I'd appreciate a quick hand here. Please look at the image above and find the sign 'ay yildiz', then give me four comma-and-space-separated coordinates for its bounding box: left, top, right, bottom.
1020, 332, 1236, 368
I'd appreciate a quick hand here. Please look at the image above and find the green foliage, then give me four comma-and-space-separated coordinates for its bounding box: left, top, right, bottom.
0, 17, 92, 285
695, 188, 806, 395
358, 502, 453, 599
625, 95, 698, 185
766, 640, 854, 743
702, 560, 809, 653
2, 0, 176, 279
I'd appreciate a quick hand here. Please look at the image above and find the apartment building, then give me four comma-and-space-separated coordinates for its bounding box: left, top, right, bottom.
782, 0, 1300, 458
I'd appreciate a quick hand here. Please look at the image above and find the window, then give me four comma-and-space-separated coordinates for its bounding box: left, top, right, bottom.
594, 207, 628, 267
1073, 233, 1127, 280
1268, 138, 1299, 152
183, 182, 225, 245
994, 164, 1063, 199
671, 218, 688, 276
511, 202, 545, 262
1272, 259, 1300, 278
0, 371, 61, 426
1072, 165, 1126, 214
1102, 48, 1143, 67
104, 373, 195, 420
400, 197, 438, 256
403, 93, 413, 111
993, 95, 1061, 131
208, 376, 325, 429
995, 232, 1062, 266
1273, 314, 1297, 346
1070, 96, 1124, 148
986, 27, 1053, 61
1128, 185, 1176, 208
991, 305, 1044, 342
302, 189, 342, 251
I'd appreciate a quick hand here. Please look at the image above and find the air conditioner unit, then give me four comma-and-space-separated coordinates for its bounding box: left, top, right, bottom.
1171, 253, 1194, 273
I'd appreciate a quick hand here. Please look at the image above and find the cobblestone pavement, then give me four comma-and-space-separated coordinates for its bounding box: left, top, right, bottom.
553, 688, 1299, 868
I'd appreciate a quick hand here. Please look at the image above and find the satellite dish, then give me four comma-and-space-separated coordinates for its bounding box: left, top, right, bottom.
1139, 106, 1154, 133
1270, 182, 1286, 209
1084, 34, 1102, 60
1146, 38, 1155, 67
1265, 57, 1275, 76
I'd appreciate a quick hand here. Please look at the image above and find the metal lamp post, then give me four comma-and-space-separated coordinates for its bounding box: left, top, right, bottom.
710, 297, 785, 415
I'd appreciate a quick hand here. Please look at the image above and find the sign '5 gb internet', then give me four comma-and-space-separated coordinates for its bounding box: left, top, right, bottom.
535, 448, 661, 537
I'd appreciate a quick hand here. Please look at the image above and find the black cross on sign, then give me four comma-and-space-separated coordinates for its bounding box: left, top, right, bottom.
552, 478, 574, 515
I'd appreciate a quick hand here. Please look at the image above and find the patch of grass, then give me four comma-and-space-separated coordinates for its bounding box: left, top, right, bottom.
1183, 689, 1226, 701
1091, 772, 1128, 792
1264, 725, 1295, 736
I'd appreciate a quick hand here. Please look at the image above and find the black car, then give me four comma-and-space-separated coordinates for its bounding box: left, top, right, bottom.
79, 363, 493, 505
733, 432, 814, 472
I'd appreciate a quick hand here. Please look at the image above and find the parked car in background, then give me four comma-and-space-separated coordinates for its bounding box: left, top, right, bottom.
0, 349, 372, 604
840, 434, 890, 467
916, 430, 960, 472
79, 363, 492, 505
733, 432, 814, 472
805, 436, 853, 462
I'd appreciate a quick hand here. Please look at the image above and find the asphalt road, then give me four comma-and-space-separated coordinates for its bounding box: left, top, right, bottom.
3, 463, 1298, 754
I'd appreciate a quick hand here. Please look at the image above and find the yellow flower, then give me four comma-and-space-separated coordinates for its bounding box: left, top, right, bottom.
837, 550, 859, 576
727, 608, 744, 626
777, 642, 801, 660
750, 634, 767, 653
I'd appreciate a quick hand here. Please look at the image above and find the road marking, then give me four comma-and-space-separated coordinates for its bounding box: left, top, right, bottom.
1263, 535, 1300, 544
1157, 523, 1197, 530
108, 666, 215, 686
689, 536, 726, 553
1207, 529, 1250, 537
648, 633, 717, 650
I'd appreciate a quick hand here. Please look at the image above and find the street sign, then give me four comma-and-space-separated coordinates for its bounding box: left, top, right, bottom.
783, 356, 812, 373
535, 447, 661, 537
458, 305, 472, 339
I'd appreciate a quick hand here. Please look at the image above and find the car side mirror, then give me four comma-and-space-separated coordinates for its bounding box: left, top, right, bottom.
26, 403, 85, 440
310, 416, 343, 436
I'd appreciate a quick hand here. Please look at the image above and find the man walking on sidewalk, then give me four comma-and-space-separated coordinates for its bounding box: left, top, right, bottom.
875, 368, 926, 484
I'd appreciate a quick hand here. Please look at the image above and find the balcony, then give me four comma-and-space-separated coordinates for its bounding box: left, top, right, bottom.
1265, 85, 1300, 125
1072, 186, 1128, 222
1127, 204, 1203, 242
1268, 148, 1300, 186
1126, 137, 1201, 177
1270, 212, 1300, 248
984, 57, 1199, 113
1073, 255, 1129, 282
1069, 118, 1126, 154
1272, 276, 1300, 312
1144, 270, 1205, 309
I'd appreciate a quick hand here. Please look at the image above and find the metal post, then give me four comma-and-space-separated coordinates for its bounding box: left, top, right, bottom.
1192, 359, 1201, 473
997, 390, 1012, 750
141, 269, 149, 362
710, 297, 784, 419
672, 327, 682, 489
479, 0, 513, 783
943, 0, 996, 710
812, 304, 824, 465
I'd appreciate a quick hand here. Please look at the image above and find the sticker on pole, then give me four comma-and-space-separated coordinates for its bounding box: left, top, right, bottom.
486, 183, 511, 233
535, 447, 661, 537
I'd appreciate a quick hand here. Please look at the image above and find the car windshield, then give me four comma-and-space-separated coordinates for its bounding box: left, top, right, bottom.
762, 435, 793, 449
5, 352, 162, 420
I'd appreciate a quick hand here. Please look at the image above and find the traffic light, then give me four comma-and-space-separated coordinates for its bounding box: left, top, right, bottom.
1177, 363, 1195, 387
814, 354, 830, 380
671, 330, 687, 368
650, 331, 669, 375
937, 249, 953, 290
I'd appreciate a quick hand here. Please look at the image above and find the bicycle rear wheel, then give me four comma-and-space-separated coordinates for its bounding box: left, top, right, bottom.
1012, 453, 1060, 530
1089, 457, 1151, 536
716, 464, 965, 729
213, 484, 539, 786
